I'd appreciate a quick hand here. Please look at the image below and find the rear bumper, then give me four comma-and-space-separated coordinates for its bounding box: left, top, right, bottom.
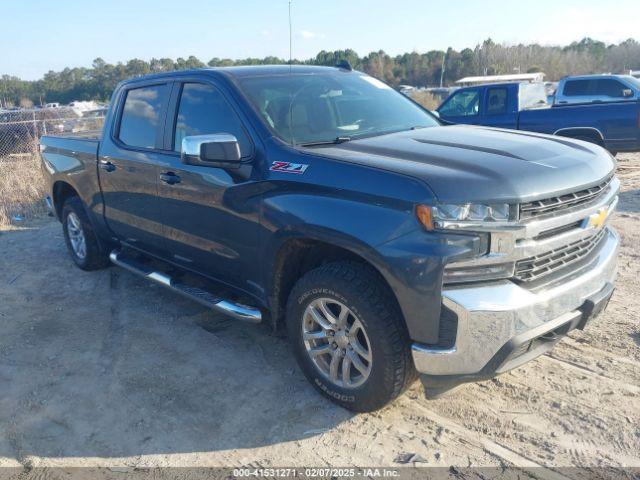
412, 227, 618, 387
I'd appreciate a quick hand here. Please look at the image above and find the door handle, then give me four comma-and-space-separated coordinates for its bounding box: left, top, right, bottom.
99, 161, 116, 173
160, 172, 181, 185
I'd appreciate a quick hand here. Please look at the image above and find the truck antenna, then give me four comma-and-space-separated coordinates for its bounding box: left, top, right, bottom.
288, 0, 293, 68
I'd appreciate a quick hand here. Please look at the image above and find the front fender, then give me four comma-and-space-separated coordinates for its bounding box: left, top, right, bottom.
260, 190, 478, 344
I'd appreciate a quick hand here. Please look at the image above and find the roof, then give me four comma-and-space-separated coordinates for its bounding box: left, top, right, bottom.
119, 65, 352, 86
216, 64, 349, 77
559, 73, 629, 80
456, 73, 544, 85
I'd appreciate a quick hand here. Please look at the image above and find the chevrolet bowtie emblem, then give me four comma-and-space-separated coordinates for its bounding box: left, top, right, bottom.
585, 207, 609, 230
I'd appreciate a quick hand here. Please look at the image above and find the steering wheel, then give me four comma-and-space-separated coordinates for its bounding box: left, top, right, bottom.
453, 103, 466, 115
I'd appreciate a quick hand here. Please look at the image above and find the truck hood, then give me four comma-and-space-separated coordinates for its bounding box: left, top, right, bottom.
309, 125, 615, 203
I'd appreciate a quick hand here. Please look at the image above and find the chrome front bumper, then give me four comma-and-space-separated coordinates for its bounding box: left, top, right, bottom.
412, 227, 618, 378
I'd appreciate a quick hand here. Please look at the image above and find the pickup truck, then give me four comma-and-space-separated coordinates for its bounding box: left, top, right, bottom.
40, 65, 619, 412
436, 81, 640, 154
553, 74, 640, 106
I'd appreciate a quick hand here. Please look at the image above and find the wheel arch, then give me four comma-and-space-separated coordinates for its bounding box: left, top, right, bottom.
52, 181, 80, 220
267, 235, 405, 334
554, 127, 605, 146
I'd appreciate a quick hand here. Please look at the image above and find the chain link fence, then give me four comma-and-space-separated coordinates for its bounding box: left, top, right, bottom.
0, 107, 105, 159
0, 106, 106, 226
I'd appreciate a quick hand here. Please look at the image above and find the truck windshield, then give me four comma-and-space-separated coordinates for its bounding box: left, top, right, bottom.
237, 72, 439, 146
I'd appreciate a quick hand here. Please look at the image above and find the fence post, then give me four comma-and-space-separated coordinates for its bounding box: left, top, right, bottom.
32, 111, 38, 154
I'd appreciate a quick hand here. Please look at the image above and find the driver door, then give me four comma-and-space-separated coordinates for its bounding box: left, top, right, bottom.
154, 81, 260, 289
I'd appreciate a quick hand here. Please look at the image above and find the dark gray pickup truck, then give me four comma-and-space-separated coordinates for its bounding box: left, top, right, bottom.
40, 65, 619, 411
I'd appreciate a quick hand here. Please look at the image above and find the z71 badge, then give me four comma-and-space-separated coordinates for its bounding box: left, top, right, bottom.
270, 161, 309, 174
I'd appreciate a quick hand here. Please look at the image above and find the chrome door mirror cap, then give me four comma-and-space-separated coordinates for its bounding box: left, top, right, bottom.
181, 134, 242, 167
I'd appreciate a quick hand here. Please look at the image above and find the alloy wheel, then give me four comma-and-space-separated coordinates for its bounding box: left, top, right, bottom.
302, 298, 373, 388
66, 212, 87, 260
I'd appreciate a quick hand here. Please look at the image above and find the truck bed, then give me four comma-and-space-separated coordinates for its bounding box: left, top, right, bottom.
519, 100, 640, 152
40, 134, 100, 158
40, 134, 102, 218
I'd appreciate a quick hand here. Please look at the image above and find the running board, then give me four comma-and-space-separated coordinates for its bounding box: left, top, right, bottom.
109, 251, 261, 323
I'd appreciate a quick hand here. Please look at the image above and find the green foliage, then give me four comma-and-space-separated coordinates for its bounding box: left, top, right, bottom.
1, 37, 639, 107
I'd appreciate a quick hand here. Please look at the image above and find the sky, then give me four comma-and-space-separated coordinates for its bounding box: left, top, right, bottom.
2, 0, 639, 80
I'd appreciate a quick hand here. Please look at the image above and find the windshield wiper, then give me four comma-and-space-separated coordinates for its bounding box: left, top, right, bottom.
298, 136, 352, 147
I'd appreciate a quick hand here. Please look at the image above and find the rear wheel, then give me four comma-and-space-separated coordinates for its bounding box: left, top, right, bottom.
286, 262, 416, 412
61, 196, 109, 271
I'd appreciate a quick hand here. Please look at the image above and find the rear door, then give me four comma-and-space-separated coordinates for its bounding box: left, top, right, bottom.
437, 88, 482, 124
98, 82, 170, 256
154, 80, 261, 289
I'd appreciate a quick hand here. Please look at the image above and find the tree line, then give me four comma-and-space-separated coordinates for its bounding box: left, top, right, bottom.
1, 37, 639, 107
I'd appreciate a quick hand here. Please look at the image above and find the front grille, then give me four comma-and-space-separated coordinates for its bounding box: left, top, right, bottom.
520, 176, 612, 220
515, 228, 607, 282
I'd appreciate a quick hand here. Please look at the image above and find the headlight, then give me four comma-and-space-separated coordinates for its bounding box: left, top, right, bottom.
434, 203, 510, 222
416, 203, 514, 230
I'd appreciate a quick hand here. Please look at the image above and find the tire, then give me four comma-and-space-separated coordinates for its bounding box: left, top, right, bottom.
61, 196, 110, 271
286, 261, 416, 412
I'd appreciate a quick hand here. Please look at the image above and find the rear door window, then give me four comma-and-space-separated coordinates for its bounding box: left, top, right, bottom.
439, 89, 480, 117
118, 84, 169, 148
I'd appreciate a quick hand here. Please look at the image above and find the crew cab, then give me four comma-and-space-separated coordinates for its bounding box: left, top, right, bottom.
41, 65, 619, 411
554, 74, 640, 105
437, 81, 640, 154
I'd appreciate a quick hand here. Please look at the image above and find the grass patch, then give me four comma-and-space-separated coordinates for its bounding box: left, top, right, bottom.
408, 91, 441, 111
0, 154, 47, 227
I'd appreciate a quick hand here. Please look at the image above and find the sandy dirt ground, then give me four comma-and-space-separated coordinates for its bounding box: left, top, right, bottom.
0, 153, 639, 476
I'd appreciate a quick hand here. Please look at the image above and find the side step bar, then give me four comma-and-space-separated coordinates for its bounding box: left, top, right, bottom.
109, 251, 262, 323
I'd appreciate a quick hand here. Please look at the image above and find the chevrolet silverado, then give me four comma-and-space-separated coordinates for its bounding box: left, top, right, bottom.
40, 65, 619, 411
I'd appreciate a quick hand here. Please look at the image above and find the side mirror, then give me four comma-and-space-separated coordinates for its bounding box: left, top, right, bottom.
622, 88, 634, 98
181, 134, 241, 167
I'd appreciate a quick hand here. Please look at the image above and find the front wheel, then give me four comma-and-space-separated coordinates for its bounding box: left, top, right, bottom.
286, 262, 416, 412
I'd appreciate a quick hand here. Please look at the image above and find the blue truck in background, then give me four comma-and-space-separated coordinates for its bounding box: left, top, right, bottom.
437, 80, 640, 154
553, 74, 640, 106
40, 65, 619, 411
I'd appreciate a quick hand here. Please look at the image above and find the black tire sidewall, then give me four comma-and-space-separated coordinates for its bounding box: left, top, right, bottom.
61, 197, 107, 270
287, 265, 411, 411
